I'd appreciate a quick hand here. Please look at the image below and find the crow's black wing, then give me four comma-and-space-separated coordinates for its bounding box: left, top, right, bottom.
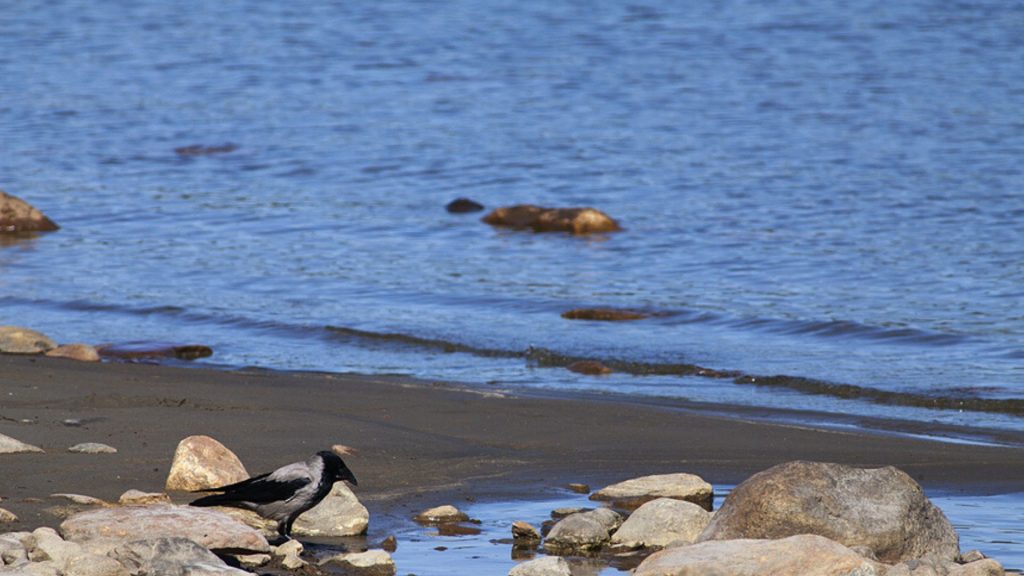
191, 472, 272, 494
190, 474, 312, 507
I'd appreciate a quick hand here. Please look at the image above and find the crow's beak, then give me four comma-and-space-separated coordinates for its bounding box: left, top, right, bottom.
343, 470, 358, 486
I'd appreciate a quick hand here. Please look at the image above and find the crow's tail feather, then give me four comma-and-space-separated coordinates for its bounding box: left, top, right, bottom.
189, 493, 242, 508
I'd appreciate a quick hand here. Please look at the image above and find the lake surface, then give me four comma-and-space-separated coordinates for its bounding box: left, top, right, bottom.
2, 1, 1023, 444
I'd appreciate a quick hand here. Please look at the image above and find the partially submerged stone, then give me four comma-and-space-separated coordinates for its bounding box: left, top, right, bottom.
610, 498, 711, 550
634, 534, 885, 576
45, 344, 101, 363
561, 308, 649, 321
567, 360, 613, 376
0, 432, 44, 454
414, 505, 470, 524
482, 204, 621, 235
543, 508, 622, 553
98, 341, 213, 361
174, 143, 238, 156
165, 435, 249, 492
446, 197, 485, 213
512, 521, 541, 543
697, 460, 960, 564
0, 326, 57, 355
509, 556, 572, 576
60, 504, 269, 554
590, 473, 713, 511
0, 190, 59, 233
320, 550, 396, 576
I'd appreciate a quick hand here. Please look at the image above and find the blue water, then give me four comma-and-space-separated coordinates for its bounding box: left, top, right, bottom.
2, 1, 1023, 441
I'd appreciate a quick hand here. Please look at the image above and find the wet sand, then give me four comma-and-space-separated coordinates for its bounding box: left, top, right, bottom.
2, 354, 1024, 534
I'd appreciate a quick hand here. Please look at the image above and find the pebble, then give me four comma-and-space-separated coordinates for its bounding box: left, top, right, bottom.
67, 443, 117, 454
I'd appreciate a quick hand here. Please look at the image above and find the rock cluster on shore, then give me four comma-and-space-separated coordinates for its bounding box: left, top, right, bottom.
509, 461, 1007, 576
0, 325, 214, 364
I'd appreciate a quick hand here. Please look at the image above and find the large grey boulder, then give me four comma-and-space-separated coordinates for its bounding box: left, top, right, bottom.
60, 505, 269, 555
698, 461, 959, 564
0, 433, 44, 454
635, 534, 885, 576
543, 508, 622, 553
164, 435, 248, 492
109, 537, 249, 576
0, 326, 56, 355
590, 473, 713, 511
609, 498, 711, 550
0, 190, 59, 233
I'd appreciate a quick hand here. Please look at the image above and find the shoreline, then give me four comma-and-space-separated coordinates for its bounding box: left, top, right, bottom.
3, 354, 1024, 534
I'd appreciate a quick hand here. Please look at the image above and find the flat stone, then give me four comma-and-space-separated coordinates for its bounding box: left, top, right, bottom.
509, 556, 572, 576
320, 550, 396, 576
60, 504, 269, 554
482, 204, 621, 235
293, 481, 368, 536
68, 443, 117, 454
561, 308, 649, 321
697, 461, 960, 564
635, 534, 886, 576
164, 435, 249, 492
45, 344, 101, 363
50, 494, 108, 506
97, 341, 213, 361
0, 433, 44, 454
610, 498, 711, 550
63, 552, 130, 576
591, 473, 713, 511
0, 326, 56, 354
0, 190, 59, 233
118, 490, 171, 506
414, 505, 469, 524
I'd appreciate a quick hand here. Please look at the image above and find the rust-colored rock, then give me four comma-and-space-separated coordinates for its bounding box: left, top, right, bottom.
97, 341, 213, 361
0, 190, 59, 233
562, 308, 648, 321
567, 360, 613, 376
482, 204, 620, 235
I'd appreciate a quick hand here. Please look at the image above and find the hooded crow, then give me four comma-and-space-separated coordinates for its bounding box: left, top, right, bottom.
190, 450, 357, 539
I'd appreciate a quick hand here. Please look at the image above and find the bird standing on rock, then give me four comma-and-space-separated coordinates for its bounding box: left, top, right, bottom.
189, 450, 357, 540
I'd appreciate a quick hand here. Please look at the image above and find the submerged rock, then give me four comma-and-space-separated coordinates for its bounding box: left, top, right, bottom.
610, 498, 711, 550
482, 204, 621, 235
174, 143, 238, 156
698, 460, 960, 564
165, 435, 249, 492
591, 473, 713, 511
561, 308, 649, 321
566, 360, 613, 376
0, 432, 44, 454
97, 341, 213, 361
446, 198, 485, 213
634, 534, 885, 576
0, 326, 57, 355
0, 190, 59, 233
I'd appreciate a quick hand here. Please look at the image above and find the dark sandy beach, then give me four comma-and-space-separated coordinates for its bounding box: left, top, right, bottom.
3, 354, 1024, 536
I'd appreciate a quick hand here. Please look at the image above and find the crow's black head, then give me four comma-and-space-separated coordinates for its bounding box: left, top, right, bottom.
318, 450, 358, 486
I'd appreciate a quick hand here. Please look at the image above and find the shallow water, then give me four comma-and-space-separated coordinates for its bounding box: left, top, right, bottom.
372, 489, 1024, 574
2, 1, 1023, 440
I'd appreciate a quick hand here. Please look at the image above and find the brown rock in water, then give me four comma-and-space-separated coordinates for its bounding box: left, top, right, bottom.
174, 143, 238, 156
512, 520, 541, 543
45, 343, 101, 362
543, 508, 622, 553
414, 504, 470, 524
567, 483, 591, 494
97, 341, 213, 361
561, 308, 648, 321
165, 435, 249, 492
0, 326, 57, 354
0, 190, 59, 233
446, 197, 485, 213
482, 204, 620, 235
697, 461, 960, 564
567, 360, 613, 376
634, 534, 885, 576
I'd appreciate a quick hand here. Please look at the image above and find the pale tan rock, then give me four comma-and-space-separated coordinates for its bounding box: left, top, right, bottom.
610, 498, 711, 550
165, 435, 249, 492
414, 504, 469, 523
45, 344, 100, 362
0, 507, 18, 523
320, 550, 396, 576
235, 553, 271, 568
509, 556, 572, 576
0, 326, 56, 354
591, 473, 713, 510
25, 527, 83, 568
110, 537, 248, 575
0, 433, 44, 454
60, 505, 269, 554
273, 539, 305, 569
68, 443, 117, 454
0, 190, 59, 233
50, 494, 108, 507
698, 461, 960, 564
293, 482, 368, 536
64, 552, 130, 576
951, 559, 1005, 576
118, 490, 170, 506
635, 534, 886, 576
